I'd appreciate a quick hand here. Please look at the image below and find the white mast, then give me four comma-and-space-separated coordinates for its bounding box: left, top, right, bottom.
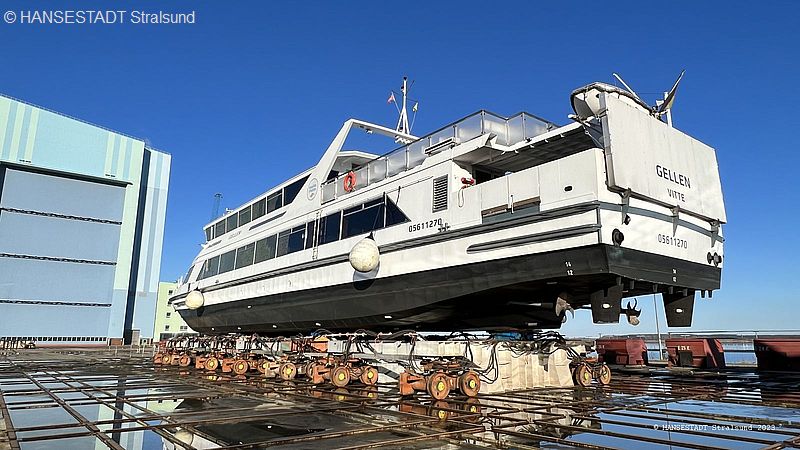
393, 76, 413, 143
396, 76, 410, 134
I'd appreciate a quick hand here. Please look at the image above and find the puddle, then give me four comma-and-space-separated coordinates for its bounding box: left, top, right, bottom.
8, 405, 78, 428
19, 436, 105, 450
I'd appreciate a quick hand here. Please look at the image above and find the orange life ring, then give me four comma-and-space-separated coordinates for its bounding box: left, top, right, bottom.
343, 171, 357, 192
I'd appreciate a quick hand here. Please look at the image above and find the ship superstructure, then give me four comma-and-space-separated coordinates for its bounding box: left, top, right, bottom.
170, 78, 726, 335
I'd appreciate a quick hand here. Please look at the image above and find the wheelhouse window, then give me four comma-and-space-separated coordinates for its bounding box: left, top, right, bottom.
238, 205, 252, 226
267, 191, 283, 213
226, 214, 239, 233
255, 235, 277, 263
252, 198, 267, 219
214, 220, 226, 239
204, 227, 213, 241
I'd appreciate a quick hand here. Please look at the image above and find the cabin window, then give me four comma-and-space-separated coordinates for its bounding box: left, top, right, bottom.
219, 250, 236, 274
342, 199, 384, 239
284, 175, 309, 204
214, 220, 226, 238
267, 191, 283, 213
201, 256, 220, 279
252, 198, 267, 219
226, 214, 238, 233
204, 227, 212, 241
305, 221, 316, 249
255, 235, 277, 263
183, 265, 195, 283
239, 206, 252, 226
277, 225, 305, 257
235, 243, 255, 269
385, 197, 409, 226
318, 212, 341, 245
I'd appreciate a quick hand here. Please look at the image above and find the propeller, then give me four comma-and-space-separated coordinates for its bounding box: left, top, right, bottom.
555, 293, 575, 323
622, 299, 642, 326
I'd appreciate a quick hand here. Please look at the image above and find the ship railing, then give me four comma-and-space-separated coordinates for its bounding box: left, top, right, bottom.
321, 110, 555, 203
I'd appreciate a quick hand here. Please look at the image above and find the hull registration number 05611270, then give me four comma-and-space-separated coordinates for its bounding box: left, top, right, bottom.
658, 234, 688, 249
409, 218, 443, 233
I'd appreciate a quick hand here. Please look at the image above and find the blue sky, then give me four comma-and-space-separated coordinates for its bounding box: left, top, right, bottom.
2, 1, 798, 335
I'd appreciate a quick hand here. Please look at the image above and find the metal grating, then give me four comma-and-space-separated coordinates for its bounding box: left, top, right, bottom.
2, 347, 800, 449
432, 176, 448, 213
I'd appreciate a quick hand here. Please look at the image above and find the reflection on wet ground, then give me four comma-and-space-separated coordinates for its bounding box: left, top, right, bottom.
0, 348, 799, 449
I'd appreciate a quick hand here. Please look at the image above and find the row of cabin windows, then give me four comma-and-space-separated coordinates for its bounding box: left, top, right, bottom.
204, 176, 309, 241
196, 196, 407, 280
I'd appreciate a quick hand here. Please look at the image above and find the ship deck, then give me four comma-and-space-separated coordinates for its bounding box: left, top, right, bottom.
1, 347, 799, 449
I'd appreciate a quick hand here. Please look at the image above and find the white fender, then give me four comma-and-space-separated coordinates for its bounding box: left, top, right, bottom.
185, 290, 205, 310
349, 236, 380, 273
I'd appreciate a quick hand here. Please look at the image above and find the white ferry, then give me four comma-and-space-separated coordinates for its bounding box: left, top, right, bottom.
170, 77, 726, 334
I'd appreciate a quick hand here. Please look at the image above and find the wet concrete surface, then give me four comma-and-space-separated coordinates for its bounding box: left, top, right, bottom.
1, 347, 799, 449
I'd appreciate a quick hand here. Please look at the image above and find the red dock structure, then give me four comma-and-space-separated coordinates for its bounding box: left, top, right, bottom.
754, 338, 800, 371
666, 338, 726, 369
596, 338, 648, 366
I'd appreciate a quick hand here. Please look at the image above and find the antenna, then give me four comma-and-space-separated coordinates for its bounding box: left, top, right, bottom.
612, 72, 643, 103
210, 193, 222, 221
655, 69, 686, 118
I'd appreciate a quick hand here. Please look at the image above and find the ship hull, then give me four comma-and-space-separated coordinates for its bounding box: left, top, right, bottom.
178, 244, 720, 334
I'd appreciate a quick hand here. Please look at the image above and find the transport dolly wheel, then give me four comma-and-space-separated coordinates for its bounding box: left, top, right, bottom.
596, 363, 612, 385
427, 372, 451, 400
359, 366, 379, 385
178, 354, 192, 367
458, 371, 481, 397
233, 359, 250, 375
256, 359, 270, 374
161, 353, 173, 365
204, 356, 220, 372
332, 365, 351, 388
574, 362, 593, 387
305, 362, 316, 379
279, 362, 297, 380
